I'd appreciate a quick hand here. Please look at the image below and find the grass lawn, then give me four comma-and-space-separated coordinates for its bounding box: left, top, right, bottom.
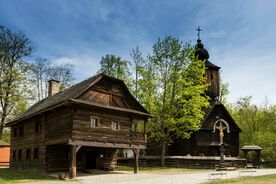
118, 165, 207, 173
0, 168, 56, 183
206, 174, 276, 184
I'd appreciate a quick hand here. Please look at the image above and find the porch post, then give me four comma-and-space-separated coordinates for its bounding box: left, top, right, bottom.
133, 149, 140, 174
70, 145, 77, 179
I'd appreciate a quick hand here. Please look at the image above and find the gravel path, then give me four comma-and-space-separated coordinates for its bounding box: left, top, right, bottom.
23, 169, 276, 184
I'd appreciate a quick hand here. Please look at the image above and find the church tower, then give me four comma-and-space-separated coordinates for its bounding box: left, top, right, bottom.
195, 27, 220, 99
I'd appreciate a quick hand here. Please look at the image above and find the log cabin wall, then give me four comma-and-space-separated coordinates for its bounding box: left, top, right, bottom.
72, 105, 146, 146
46, 145, 70, 172
10, 115, 46, 170
45, 106, 73, 144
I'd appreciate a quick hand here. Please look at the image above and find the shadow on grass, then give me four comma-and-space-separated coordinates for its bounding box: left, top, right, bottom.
0, 168, 56, 183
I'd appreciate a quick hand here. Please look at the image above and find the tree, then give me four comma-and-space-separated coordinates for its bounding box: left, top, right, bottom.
99, 54, 130, 82
144, 36, 209, 166
29, 57, 74, 101
0, 25, 32, 139
130, 46, 144, 98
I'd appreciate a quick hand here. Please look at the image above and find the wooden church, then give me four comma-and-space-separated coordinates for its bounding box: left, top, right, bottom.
7, 74, 151, 178
147, 36, 241, 158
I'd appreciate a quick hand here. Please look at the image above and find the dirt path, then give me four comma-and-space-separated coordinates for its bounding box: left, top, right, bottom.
23, 169, 276, 184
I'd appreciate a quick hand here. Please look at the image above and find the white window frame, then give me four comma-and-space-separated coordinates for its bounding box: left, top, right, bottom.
90, 117, 99, 128
111, 120, 119, 130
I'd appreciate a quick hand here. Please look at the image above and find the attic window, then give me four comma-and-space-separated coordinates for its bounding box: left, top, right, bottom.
90, 117, 98, 128
210, 74, 214, 80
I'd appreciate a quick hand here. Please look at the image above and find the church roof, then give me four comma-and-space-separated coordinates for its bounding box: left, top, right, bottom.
7, 73, 151, 126
202, 100, 241, 132
205, 60, 220, 69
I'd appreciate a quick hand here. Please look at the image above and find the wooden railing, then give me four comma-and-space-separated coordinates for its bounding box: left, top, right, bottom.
131, 132, 146, 143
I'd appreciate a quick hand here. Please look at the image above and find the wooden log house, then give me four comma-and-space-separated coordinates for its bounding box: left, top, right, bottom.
6, 74, 151, 178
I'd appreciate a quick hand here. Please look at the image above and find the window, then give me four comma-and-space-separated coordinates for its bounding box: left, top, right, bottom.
26, 148, 31, 160
13, 128, 17, 137
210, 74, 214, 80
18, 150, 22, 161
19, 127, 24, 136
34, 147, 39, 160
35, 121, 41, 133
90, 117, 98, 128
13, 150, 16, 161
111, 120, 119, 130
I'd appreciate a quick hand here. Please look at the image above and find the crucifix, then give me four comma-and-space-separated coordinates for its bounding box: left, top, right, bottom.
213, 119, 230, 166
196, 26, 202, 40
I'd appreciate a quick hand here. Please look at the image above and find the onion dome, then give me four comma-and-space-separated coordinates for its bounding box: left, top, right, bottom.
195, 39, 209, 60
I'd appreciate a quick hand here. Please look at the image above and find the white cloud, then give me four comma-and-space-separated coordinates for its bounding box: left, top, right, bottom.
52, 55, 101, 81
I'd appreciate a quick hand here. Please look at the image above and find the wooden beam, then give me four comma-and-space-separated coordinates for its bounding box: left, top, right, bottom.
68, 139, 146, 149
70, 145, 77, 179
133, 149, 140, 174
76, 145, 82, 153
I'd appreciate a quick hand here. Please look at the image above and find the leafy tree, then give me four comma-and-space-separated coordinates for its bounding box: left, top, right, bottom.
29, 57, 74, 101
144, 36, 209, 166
0, 25, 32, 139
99, 54, 130, 82
130, 46, 144, 98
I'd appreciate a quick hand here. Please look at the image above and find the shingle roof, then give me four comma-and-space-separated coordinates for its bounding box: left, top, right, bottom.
7, 74, 102, 125
0, 140, 10, 146
205, 60, 220, 69
7, 73, 150, 126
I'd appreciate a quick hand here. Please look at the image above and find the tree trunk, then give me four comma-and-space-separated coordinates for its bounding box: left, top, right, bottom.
0, 117, 5, 140
161, 139, 167, 167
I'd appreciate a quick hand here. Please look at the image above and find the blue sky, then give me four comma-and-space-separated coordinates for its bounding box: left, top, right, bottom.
0, 0, 276, 104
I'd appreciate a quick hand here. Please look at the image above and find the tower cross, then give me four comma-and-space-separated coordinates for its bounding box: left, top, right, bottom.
196, 26, 202, 39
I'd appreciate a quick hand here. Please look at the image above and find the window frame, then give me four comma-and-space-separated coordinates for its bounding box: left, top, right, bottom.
89, 117, 99, 128
111, 120, 119, 130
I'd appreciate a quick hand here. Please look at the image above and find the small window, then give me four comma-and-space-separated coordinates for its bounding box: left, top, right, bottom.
90, 117, 98, 128
18, 150, 22, 161
13, 128, 17, 137
210, 74, 214, 80
19, 127, 24, 136
26, 148, 31, 160
35, 121, 41, 133
111, 120, 119, 130
34, 147, 39, 160
13, 150, 16, 161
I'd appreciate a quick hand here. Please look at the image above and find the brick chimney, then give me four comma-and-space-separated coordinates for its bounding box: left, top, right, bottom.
48, 79, 60, 97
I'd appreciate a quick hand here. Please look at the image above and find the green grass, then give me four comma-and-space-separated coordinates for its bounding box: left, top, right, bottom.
0, 168, 56, 183
118, 165, 207, 173
206, 174, 276, 184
